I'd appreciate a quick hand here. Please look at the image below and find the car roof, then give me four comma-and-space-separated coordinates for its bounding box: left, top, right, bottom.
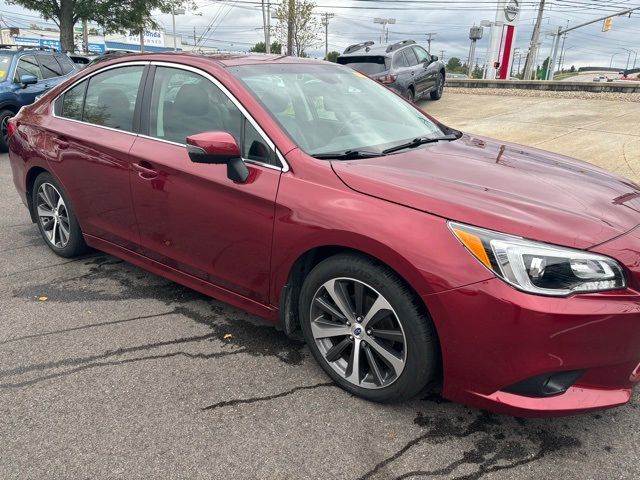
0, 46, 60, 56
82, 51, 328, 69
339, 40, 420, 58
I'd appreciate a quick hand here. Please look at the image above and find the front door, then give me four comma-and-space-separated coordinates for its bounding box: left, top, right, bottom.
12, 54, 48, 105
129, 65, 282, 302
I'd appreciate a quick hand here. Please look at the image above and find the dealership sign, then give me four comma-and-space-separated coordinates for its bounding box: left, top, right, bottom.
15, 37, 62, 51
125, 30, 164, 47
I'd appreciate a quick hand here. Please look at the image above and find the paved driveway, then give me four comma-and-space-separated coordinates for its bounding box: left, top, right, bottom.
2, 93, 640, 479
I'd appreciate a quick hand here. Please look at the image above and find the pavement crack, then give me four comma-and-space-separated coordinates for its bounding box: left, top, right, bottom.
201, 381, 335, 411
0, 310, 176, 346
1, 254, 100, 279
0, 349, 246, 389
0, 332, 221, 378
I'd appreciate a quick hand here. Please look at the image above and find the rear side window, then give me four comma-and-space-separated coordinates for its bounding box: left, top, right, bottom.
55, 54, 75, 75
14, 55, 42, 82
392, 52, 409, 69
337, 56, 390, 75
60, 81, 87, 121
38, 55, 64, 79
402, 49, 419, 67
83, 66, 144, 131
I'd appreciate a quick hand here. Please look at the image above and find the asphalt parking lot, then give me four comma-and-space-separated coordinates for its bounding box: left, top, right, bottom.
2, 91, 640, 479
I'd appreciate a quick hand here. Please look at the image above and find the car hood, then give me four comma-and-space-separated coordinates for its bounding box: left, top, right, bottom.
331, 134, 640, 249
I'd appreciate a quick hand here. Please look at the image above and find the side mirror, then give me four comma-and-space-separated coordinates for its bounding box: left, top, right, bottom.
186, 131, 249, 183
431, 55, 438, 63
20, 74, 38, 87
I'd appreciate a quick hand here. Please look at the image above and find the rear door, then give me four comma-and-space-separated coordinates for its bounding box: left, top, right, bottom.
129, 64, 283, 302
48, 63, 147, 250
402, 47, 426, 97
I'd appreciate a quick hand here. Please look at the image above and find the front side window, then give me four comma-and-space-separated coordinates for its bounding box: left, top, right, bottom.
14, 55, 42, 82
413, 46, 430, 64
231, 63, 445, 157
83, 66, 144, 131
38, 55, 63, 79
148, 66, 275, 165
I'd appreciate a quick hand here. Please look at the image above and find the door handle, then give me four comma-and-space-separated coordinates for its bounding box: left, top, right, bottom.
132, 161, 159, 179
411, 71, 415, 76
53, 137, 69, 149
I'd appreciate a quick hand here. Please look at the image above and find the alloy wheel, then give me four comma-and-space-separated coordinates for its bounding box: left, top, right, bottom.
309, 278, 407, 389
0, 113, 11, 146
36, 182, 71, 248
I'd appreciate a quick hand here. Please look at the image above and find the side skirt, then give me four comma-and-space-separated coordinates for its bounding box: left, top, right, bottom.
83, 234, 280, 323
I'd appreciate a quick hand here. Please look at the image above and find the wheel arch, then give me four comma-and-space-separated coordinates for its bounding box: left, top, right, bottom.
0, 102, 20, 115
25, 166, 50, 222
278, 241, 434, 337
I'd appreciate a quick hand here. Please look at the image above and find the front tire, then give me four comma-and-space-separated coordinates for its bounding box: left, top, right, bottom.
430, 73, 445, 100
0, 109, 14, 153
299, 253, 438, 403
32, 172, 87, 258
404, 87, 415, 103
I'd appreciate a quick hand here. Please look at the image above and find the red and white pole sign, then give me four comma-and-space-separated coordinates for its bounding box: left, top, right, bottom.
485, 0, 520, 80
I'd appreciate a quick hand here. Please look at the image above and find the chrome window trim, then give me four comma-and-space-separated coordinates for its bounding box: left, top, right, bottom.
51, 61, 150, 136
148, 61, 290, 173
50, 59, 291, 173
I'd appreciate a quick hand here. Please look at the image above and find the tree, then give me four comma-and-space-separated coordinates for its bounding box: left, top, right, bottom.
471, 64, 483, 79
9, 1, 194, 53
273, 0, 321, 57
325, 50, 340, 62
540, 56, 550, 79
249, 41, 283, 54
446, 57, 464, 73
569, 65, 576, 73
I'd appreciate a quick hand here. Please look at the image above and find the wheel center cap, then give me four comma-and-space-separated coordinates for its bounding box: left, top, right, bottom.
352, 326, 363, 338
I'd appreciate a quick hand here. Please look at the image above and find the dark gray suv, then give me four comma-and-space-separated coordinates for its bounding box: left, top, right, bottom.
337, 40, 445, 102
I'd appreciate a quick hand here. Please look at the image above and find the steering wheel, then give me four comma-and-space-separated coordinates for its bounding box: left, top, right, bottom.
335, 112, 369, 138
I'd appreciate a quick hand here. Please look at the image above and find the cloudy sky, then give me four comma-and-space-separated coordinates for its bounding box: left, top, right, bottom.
1, 0, 639, 70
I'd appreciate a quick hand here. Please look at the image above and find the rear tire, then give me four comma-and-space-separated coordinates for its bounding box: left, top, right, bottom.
299, 253, 438, 403
32, 172, 87, 258
404, 87, 415, 103
0, 109, 14, 153
430, 73, 444, 100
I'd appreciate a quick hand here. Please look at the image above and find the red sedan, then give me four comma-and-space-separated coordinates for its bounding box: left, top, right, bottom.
7, 53, 640, 416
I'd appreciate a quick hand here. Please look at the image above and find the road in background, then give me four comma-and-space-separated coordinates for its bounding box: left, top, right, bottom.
2, 91, 640, 479
423, 90, 640, 182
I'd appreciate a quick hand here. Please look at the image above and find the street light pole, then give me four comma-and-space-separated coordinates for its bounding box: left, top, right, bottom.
610, 52, 620, 68
171, 7, 185, 51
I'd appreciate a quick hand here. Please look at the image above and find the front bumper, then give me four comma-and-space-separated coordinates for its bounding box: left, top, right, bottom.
424, 226, 640, 416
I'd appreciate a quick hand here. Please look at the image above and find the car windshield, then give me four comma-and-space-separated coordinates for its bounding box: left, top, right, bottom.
229, 63, 445, 157
0, 55, 11, 81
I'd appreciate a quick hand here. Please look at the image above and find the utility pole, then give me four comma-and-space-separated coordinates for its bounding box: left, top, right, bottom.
523, 0, 546, 80
261, 0, 270, 54
82, 18, 88, 54
140, 30, 144, 53
440, 50, 445, 62
321, 13, 335, 60
193, 26, 196, 48
287, 0, 295, 56
425, 32, 437, 53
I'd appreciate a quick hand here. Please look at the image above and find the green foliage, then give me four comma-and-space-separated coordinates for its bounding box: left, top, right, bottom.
9, 0, 196, 52
273, 0, 321, 56
471, 64, 483, 79
249, 41, 283, 54
446, 57, 465, 73
325, 50, 340, 62
569, 65, 576, 73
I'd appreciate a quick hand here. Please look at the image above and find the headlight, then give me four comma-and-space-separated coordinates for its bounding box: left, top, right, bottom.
449, 221, 625, 296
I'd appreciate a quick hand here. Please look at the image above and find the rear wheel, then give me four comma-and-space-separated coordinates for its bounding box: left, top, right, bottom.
299, 253, 438, 402
404, 87, 415, 103
0, 109, 14, 153
32, 172, 87, 258
430, 73, 444, 100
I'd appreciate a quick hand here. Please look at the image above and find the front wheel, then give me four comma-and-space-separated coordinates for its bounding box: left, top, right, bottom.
299, 254, 438, 403
430, 73, 445, 100
0, 109, 14, 153
32, 172, 87, 258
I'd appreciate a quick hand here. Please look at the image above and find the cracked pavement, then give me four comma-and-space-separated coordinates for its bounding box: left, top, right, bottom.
2, 92, 640, 480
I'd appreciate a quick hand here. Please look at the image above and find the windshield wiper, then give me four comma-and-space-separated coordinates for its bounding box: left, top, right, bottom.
382, 134, 458, 155
311, 150, 386, 160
